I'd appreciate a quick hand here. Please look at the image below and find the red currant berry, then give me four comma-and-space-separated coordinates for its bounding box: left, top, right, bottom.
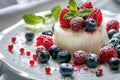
26, 51, 31, 56
33, 54, 37, 61
29, 60, 35, 67
98, 68, 103, 76
20, 48, 25, 55
45, 67, 51, 74
8, 44, 13, 52
12, 37, 16, 43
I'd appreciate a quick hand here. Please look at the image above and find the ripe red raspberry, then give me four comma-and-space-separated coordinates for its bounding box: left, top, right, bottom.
99, 45, 118, 64
73, 50, 87, 65
106, 20, 120, 32
85, 8, 103, 26
59, 6, 70, 28
36, 35, 53, 50
70, 17, 84, 31
79, 2, 93, 9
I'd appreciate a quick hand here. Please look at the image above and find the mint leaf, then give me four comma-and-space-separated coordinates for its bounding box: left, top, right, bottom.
45, 13, 53, 18
78, 8, 92, 17
51, 5, 61, 21
64, 10, 77, 19
23, 14, 45, 25
69, 0, 78, 12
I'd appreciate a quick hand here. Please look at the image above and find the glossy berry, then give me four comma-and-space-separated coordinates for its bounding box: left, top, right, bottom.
70, 17, 84, 31
29, 60, 35, 67
84, 18, 97, 31
108, 57, 120, 70
42, 29, 53, 36
59, 6, 70, 28
106, 20, 119, 32
115, 45, 120, 58
57, 50, 71, 63
112, 32, 120, 39
96, 69, 103, 77
25, 32, 34, 41
26, 51, 31, 56
107, 29, 118, 39
36, 45, 46, 56
38, 50, 50, 63
11, 37, 16, 43
108, 38, 120, 46
73, 50, 87, 65
8, 44, 14, 52
19, 48, 25, 55
85, 8, 102, 26
32, 54, 37, 61
99, 46, 118, 63
59, 63, 74, 77
45, 67, 51, 74
79, 2, 93, 9
36, 35, 53, 50
86, 54, 99, 68
48, 45, 61, 59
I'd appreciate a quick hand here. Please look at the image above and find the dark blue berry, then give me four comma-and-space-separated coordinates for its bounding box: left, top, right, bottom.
48, 45, 61, 59
115, 45, 120, 58
36, 45, 46, 56
84, 18, 97, 31
57, 50, 71, 63
109, 38, 120, 45
112, 32, 120, 39
108, 57, 120, 70
59, 63, 74, 77
52, 25, 55, 32
86, 54, 99, 68
107, 29, 118, 39
38, 50, 50, 63
42, 29, 53, 36
25, 32, 34, 41
96, 71, 100, 77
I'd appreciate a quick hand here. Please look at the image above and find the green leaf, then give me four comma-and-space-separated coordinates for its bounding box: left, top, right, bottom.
23, 14, 45, 25
69, 0, 78, 12
45, 13, 53, 18
64, 10, 77, 19
78, 8, 92, 17
51, 5, 61, 21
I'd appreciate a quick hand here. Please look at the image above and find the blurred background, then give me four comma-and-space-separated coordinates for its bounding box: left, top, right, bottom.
0, 0, 120, 80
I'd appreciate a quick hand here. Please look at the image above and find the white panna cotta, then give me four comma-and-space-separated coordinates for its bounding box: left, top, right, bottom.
53, 22, 109, 54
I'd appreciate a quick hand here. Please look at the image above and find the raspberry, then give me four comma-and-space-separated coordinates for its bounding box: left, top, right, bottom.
59, 6, 70, 28
8, 44, 14, 52
79, 2, 93, 9
85, 8, 103, 26
29, 60, 35, 67
99, 45, 118, 63
73, 50, 87, 65
11, 37, 16, 43
70, 17, 84, 31
106, 20, 120, 32
36, 35, 53, 50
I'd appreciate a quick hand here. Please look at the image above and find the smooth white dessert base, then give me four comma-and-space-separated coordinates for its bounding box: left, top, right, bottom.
53, 22, 109, 54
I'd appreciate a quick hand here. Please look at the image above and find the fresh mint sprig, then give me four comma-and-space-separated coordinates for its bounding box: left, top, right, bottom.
64, 0, 92, 19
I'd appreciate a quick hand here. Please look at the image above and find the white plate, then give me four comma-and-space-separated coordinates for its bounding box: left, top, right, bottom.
0, 10, 120, 80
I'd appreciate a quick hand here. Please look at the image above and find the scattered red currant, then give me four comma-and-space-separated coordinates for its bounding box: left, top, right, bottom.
29, 60, 35, 67
32, 54, 37, 61
8, 44, 14, 52
26, 51, 31, 56
11, 37, 16, 43
98, 68, 103, 76
45, 67, 51, 74
20, 48, 25, 55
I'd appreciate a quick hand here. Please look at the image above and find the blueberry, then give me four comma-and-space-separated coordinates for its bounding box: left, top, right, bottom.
84, 18, 97, 31
112, 32, 120, 39
42, 29, 53, 36
36, 45, 46, 56
115, 45, 120, 58
86, 54, 99, 68
38, 50, 50, 63
48, 45, 61, 59
59, 63, 74, 77
108, 57, 120, 70
109, 38, 120, 45
52, 25, 55, 32
25, 32, 34, 41
57, 50, 71, 63
107, 29, 118, 39
96, 72, 100, 77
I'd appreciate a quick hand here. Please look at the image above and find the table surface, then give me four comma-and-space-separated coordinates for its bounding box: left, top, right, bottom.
0, 0, 120, 80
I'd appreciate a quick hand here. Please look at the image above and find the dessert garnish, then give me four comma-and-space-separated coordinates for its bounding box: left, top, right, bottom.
19, 47, 25, 55
11, 37, 16, 43
26, 51, 31, 56
45, 66, 51, 74
42, 29, 53, 36
25, 31, 35, 42
8, 44, 14, 52
29, 60, 35, 67
107, 29, 118, 39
